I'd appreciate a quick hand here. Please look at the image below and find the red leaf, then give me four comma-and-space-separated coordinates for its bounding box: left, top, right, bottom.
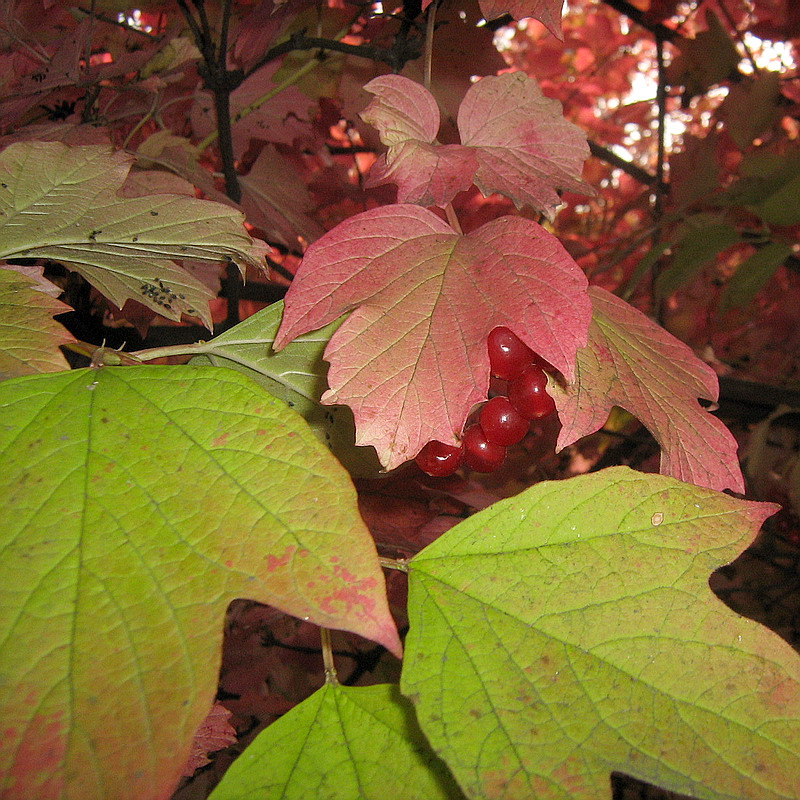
182, 703, 237, 776
554, 287, 745, 493
458, 72, 592, 220
275, 205, 591, 469
239, 145, 325, 247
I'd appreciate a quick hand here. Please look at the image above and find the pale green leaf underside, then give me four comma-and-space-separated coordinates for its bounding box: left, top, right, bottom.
0, 141, 264, 327
0, 365, 397, 800
402, 467, 798, 800
0, 267, 73, 379
190, 301, 381, 476
210, 683, 464, 800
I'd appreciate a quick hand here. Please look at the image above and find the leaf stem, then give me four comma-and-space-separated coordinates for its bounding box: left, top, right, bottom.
320, 627, 339, 685
132, 342, 212, 361
423, 0, 437, 91
444, 203, 462, 234
379, 556, 409, 572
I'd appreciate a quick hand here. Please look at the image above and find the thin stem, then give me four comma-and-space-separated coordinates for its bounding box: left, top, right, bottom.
122, 93, 160, 149
219, 0, 233, 70
379, 556, 409, 572
243, 28, 418, 80
651, 34, 668, 324
444, 203, 462, 234
132, 342, 212, 361
423, 0, 437, 90
83, 0, 96, 72
717, 0, 759, 74
75, 5, 158, 37
320, 628, 339, 685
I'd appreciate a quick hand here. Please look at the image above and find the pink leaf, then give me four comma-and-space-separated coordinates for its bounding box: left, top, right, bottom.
276, 205, 591, 470
362, 75, 441, 145
365, 143, 478, 207
458, 72, 591, 219
361, 74, 589, 216
554, 287, 745, 493
362, 76, 477, 206
478, 0, 564, 38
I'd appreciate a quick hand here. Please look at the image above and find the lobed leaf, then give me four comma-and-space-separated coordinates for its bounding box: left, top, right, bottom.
0, 365, 399, 800
275, 205, 591, 470
361, 76, 478, 207
0, 142, 265, 328
458, 72, 591, 220
209, 683, 464, 800
360, 73, 589, 217
554, 287, 744, 492
403, 467, 796, 800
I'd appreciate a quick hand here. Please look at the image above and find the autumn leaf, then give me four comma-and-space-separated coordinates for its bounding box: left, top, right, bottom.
403, 467, 797, 800
239, 145, 325, 247
0, 142, 265, 328
553, 287, 744, 492
0, 365, 400, 800
361, 73, 589, 218
458, 72, 591, 219
0, 266, 74, 379
208, 684, 464, 799
275, 204, 591, 470
361, 76, 478, 207
183, 703, 237, 777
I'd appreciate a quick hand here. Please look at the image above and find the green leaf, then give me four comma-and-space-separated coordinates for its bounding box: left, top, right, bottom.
719, 152, 800, 217
0, 365, 399, 800
402, 467, 799, 800
0, 266, 74, 379
0, 142, 265, 328
720, 241, 793, 311
210, 683, 464, 800
655, 223, 740, 299
749, 172, 800, 227
190, 301, 382, 476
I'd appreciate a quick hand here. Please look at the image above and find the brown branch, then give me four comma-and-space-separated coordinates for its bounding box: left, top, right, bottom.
588, 139, 663, 188
599, 0, 678, 42
244, 31, 423, 80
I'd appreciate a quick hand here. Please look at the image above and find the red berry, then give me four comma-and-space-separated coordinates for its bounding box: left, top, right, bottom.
462, 424, 506, 472
479, 396, 529, 446
415, 440, 464, 477
508, 364, 556, 419
487, 326, 534, 380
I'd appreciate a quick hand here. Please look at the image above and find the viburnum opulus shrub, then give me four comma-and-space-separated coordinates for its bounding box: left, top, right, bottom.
0, 2, 798, 800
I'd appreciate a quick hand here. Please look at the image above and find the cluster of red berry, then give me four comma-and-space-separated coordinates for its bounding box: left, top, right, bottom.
415, 327, 556, 476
